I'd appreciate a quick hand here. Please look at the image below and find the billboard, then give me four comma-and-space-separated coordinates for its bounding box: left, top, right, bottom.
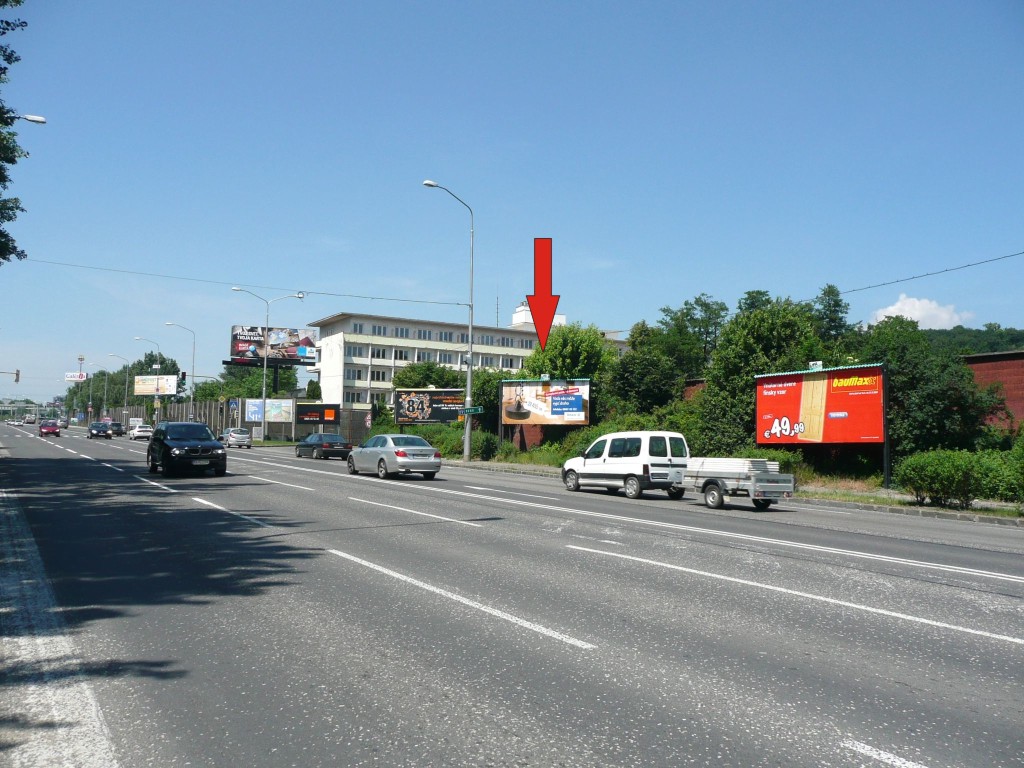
395, 389, 465, 424
296, 403, 341, 425
500, 379, 590, 426
134, 375, 179, 396
244, 398, 294, 423
65, 372, 87, 382
230, 326, 317, 366
755, 365, 884, 444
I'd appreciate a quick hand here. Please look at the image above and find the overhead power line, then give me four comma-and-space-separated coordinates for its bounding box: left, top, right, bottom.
839, 249, 1023, 296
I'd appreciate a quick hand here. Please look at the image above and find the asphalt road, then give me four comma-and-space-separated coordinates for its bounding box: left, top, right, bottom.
2, 424, 1022, 767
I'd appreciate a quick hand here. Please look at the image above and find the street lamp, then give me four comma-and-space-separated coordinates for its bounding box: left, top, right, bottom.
231, 287, 305, 442
16, 114, 46, 124
134, 336, 163, 418
423, 179, 475, 462
76, 354, 84, 420
165, 322, 196, 420
108, 353, 131, 413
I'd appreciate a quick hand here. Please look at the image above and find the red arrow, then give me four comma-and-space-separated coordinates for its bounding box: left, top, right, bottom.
527, 237, 559, 350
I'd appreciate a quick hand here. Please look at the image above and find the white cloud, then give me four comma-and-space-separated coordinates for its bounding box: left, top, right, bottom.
871, 294, 974, 329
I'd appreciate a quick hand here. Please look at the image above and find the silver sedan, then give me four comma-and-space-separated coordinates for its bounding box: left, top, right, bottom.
347, 434, 441, 480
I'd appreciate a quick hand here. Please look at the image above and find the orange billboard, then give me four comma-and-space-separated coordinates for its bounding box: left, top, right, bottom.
755, 365, 884, 444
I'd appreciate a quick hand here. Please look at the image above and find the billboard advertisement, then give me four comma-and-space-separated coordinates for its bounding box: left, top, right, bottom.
755, 365, 884, 444
244, 398, 294, 423
133, 375, 179, 396
500, 379, 590, 426
65, 371, 87, 382
395, 389, 465, 424
230, 326, 317, 366
296, 403, 341, 425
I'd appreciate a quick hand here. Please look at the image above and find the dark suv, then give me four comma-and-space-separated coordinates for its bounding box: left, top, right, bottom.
147, 421, 227, 478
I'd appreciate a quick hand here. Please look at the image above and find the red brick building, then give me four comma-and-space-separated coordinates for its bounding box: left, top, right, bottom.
963, 350, 1024, 431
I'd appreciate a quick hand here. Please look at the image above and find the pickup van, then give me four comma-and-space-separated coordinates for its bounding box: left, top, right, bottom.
561, 430, 690, 499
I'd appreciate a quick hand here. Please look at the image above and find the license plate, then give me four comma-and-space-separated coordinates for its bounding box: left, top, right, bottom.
192, 459, 210, 466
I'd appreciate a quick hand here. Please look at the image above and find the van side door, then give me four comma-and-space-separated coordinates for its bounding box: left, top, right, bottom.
577, 438, 608, 486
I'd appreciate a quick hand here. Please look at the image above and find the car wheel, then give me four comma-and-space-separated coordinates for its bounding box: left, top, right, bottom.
624, 476, 642, 499
160, 453, 175, 478
214, 465, 227, 477
667, 488, 685, 500
313, 448, 323, 460
347, 456, 358, 474
752, 499, 772, 511
377, 459, 391, 479
148, 453, 158, 473
246, 445, 252, 449
704, 483, 724, 509
295, 447, 301, 457
564, 470, 580, 492
422, 472, 436, 480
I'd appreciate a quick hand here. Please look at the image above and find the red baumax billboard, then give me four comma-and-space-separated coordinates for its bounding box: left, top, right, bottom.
755, 365, 884, 444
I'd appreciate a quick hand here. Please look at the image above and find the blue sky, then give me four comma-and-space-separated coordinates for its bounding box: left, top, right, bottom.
2, 0, 1022, 404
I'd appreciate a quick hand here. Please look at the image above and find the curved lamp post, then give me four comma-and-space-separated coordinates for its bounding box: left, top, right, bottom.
231, 287, 305, 441
165, 322, 196, 419
423, 179, 475, 462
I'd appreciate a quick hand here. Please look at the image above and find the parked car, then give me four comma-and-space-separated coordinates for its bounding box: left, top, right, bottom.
561, 430, 690, 499
38, 419, 61, 437
109, 421, 125, 436
219, 427, 253, 448
295, 432, 352, 460
57, 418, 69, 429
129, 424, 154, 440
147, 421, 227, 478
87, 422, 113, 439
347, 434, 441, 479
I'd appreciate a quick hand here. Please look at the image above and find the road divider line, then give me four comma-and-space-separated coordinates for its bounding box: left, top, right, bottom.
568, 544, 1024, 646
101, 463, 125, 473
464, 486, 560, 500
135, 476, 178, 492
349, 497, 481, 527
192, 497, 274, 528
841, 739, 931, 768
327, 548, 595, 649
250, 475, 315, 491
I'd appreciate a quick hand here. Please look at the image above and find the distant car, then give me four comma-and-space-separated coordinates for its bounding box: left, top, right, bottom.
87, 422, 112, 439
13, 419, 23, 426
129, 424, 154, 440
295, 432, 353, 460
57, 418, 69, 429
347, 434, 441, 479
109, 421, 125, 436
219, 427, 253, 449
38, 419, 61, 437
147, 421, 227, 478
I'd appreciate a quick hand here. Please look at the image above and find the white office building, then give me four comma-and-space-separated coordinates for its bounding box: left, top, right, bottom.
309, 302, 623, 411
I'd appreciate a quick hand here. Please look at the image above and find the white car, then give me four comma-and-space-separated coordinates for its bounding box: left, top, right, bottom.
561, 430, 690, 499
129, 424, 154, 440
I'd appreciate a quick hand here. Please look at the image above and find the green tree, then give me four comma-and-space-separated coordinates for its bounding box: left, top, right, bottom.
521, 323, 615, 380
659, 293, 729, 368
699, 299, 820, 454
469, 367, 514, 434
305, 379, 322, 399
609, 346, 678, 413
0, 1, 32, 268
736, 290, 773, 315
392, 360, 462, 389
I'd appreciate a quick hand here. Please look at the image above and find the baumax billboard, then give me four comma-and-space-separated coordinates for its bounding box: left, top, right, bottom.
755, 365, 884, 444
230, 326, 317, 366
500, 379, 590, 426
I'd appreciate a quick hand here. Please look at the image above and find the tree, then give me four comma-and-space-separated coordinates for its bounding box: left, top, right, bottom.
660, 293, 729, 368
305, 379, 322, 399
609, 346, 678, 413
736, 290, 773, 315
0, 0, 32, 268
391, 361, 462, 390
521, 323, 615, 380
811, 284, 853, 343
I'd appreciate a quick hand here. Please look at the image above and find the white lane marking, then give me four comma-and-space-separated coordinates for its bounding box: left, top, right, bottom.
101, 464, 125, 473
327, 548, 595, 649
568, 545, 1024, 646
841, 739, 932, 767
250, 475, 315, 491
349, 497, 481, 527
192, 497, 274, 528
135, 476, 178, 492
412, 485, 1024, 585
465, 485, 560, 500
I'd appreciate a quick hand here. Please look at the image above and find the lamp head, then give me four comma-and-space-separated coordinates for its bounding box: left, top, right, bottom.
20, 115, 46, 124
422, 180, 438, 188
296, 291, 305, 300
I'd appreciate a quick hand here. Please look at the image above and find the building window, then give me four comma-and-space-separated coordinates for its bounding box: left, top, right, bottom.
416, 351, 433, 363
371, 347, 389, 360
344, 392, 363, 403
438, 330, 454, 343
344, 369, 364, 381
458, 332, 469, 344
438, 352, 454, 365
370, 392, 388, 404
394, 349, 410, 361
370, 369, 388, 382
352, 322, 364, 334
372, 324, 387, 336
395, 327, 410, 339
416, 329, 432, 341
480, 356, 495, 367
519, 338, 534, 350
480, 334, 495, 346
503, 357, 517, 369
500, 336, 514, 348
345, 345, 364, 357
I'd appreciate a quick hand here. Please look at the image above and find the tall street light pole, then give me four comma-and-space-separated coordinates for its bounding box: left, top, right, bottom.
109, 353, 131, 423
165, 322, 196, 419
231, 287, 305, 442
423, 179, 475, 462
76, 354, 84, 420
134, 336, 162, 418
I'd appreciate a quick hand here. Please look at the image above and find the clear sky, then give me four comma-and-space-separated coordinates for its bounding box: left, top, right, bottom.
1, 1, 1022, 404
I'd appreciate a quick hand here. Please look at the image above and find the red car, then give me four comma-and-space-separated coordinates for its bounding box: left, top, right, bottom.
38, 419, 61, 437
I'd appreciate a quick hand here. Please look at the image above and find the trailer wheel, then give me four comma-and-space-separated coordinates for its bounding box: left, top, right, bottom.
752, 499, 772, 511
704, 483, 724, 509
667, 488, 684, 500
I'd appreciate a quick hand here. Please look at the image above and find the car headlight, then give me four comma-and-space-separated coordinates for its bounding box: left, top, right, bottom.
171, 448, 185, 456
214, 448, 226, 455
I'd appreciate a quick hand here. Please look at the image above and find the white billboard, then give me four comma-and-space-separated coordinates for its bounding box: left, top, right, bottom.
133, 375, 179, 396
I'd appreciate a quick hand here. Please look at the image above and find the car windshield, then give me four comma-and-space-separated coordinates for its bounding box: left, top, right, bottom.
392, 436, 430, 448
230, 429, 249, 436
166, 425, 216, 440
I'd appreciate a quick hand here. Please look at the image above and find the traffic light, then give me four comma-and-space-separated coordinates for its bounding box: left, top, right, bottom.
180, 371, 187, 384
14, 369, 19, 383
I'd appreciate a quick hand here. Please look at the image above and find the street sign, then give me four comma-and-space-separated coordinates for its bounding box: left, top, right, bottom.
458, 406, 484, 415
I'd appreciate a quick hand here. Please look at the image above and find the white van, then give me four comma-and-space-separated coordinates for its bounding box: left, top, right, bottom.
561, 430, 690, 499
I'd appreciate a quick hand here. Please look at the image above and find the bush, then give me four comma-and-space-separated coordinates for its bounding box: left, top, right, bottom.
894, 450, 977, 509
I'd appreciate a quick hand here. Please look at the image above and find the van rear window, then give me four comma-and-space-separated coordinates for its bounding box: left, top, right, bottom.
669, 436, 689, 458
649, 436, 667, 457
